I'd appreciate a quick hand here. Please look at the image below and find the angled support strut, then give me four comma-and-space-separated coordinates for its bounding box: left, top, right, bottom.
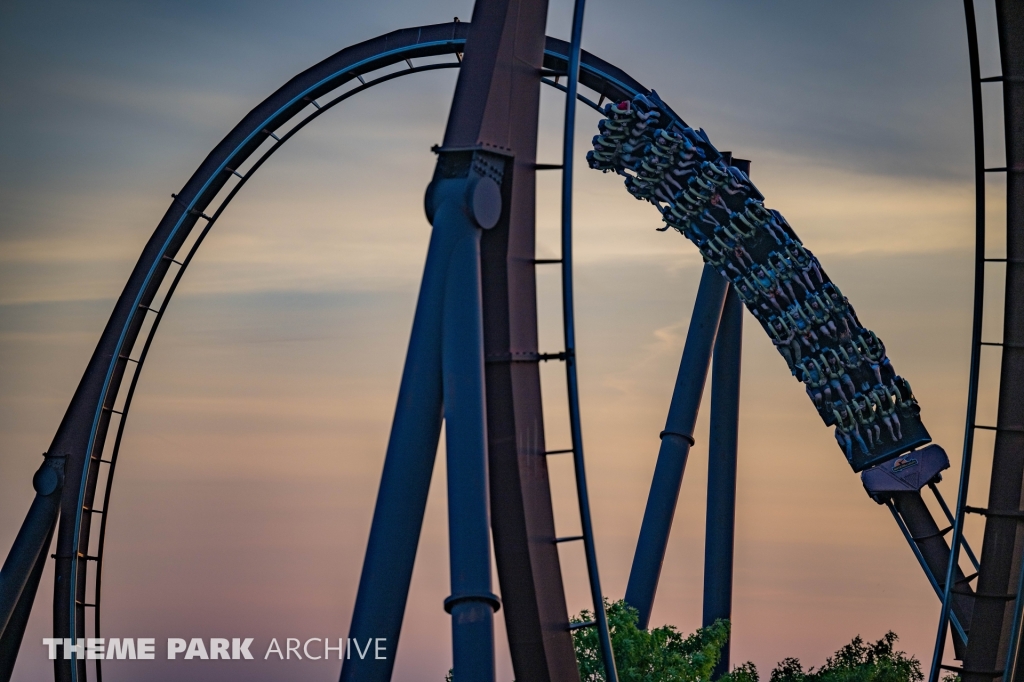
341, 160, 503, 682
703, 283, 743, 680
625, 264, 728, 628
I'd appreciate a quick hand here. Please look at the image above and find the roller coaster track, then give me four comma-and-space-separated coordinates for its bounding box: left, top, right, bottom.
0, 21, 648, 682
931, 2, 1024, 681
0, 6, 1022, 680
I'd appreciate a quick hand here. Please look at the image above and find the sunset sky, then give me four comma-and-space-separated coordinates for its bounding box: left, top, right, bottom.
0, 1, 1009, 680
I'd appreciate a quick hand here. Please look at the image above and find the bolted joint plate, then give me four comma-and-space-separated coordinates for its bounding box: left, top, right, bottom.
444, 591, 502, 613
425, 146, 509, 228
32, 452, 67, 497
468, 176, 501, 228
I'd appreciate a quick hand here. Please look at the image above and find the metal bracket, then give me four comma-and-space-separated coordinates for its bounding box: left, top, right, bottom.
443, 592, 501, 613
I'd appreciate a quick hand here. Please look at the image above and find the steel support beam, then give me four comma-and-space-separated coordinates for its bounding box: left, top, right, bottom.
892, 491, 972, 658
0, 457, 63, 637
442, 1, 582, 681
342, 168, 506, 682
703, 285, 742, 680
339, 191, 449, 682
928, 0, 987, 676
438, 177, 499, 681
0, 459, 62, 682
625, 264, 728, 628
0, 524, 55, 682
963, 1, 1024, 678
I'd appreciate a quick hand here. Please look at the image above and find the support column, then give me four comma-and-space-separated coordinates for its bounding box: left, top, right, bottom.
438, 176, 499, 681
963, 1, 1024, 679
703, 285, 742, 680
342, 161, 505, 682
892, 492, 972, 657
0, 455, 64, 676
442, 0, 582, 680
340, 198, 450, 682
625, 265, 728, 628
0, 521, 55, 682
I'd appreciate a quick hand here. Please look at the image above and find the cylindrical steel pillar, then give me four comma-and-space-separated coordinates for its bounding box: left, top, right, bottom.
963, 2, 1024, 679
340, 202, 449, 682
438, 177, 498, 682
892, 491, 972, 658
0, 456, 64, 682
0, 521, 55, 682
703, 285, 742, 680
625, 265, 728, 628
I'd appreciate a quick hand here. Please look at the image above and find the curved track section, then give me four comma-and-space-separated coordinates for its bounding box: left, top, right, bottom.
46, 24, 473, 682
5, 15, 1011, 682
14, 23, 649, 682
957, 2, 1024, 679
83, 57, 464, 682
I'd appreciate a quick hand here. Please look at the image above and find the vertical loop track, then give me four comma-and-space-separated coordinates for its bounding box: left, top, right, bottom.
929, 1, 986, 678
560, 1, 619, 680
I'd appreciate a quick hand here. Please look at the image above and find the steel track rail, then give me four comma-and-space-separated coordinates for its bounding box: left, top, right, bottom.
931, 2, 1024, 679
929, 0, 988, 677
959, 1, 1024, 679
27, 23, 653, 682
5, 14, 1013, 682
558, 1, 619, 679
85, 59, 461, 682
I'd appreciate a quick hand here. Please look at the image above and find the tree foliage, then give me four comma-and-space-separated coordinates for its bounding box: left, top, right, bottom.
571, 599, 729, 682
767, 632, 922, 682
446, 602, 922, 682
569, 601, 920, 682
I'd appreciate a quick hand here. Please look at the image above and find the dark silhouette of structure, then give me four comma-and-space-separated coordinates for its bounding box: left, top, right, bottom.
1, 1, 1022, 681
